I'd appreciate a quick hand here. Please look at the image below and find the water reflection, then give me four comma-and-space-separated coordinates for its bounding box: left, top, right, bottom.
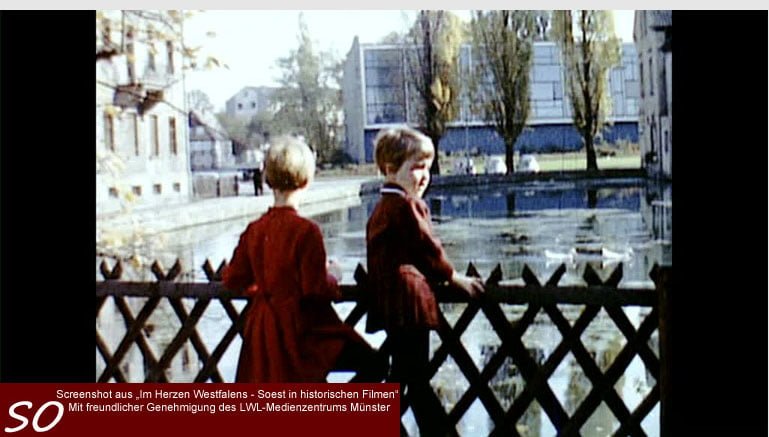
97, 179, 670, 436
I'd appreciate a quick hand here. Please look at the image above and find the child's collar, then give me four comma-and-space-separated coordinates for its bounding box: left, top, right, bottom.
380, 182, 407, 197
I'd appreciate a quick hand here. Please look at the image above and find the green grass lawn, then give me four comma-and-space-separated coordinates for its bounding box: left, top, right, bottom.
536, 152, 640, 172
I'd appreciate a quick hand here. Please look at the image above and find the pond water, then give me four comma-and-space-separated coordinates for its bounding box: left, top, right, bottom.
97, 178, 672, 436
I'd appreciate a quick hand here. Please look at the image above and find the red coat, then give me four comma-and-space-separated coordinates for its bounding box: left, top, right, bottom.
366, 183, 454, 332
223, 206, 363, 382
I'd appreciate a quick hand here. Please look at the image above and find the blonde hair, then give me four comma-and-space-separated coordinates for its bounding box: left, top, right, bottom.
373, 126, 434, 174
264, 135, 316, 191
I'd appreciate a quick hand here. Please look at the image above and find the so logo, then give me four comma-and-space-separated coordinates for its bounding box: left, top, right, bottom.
4, 401, 64, 433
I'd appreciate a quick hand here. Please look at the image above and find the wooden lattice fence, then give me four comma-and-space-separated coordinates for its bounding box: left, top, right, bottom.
96, 259, 671, 436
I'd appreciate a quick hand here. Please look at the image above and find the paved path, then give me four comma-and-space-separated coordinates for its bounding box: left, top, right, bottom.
97, 176, 377, 237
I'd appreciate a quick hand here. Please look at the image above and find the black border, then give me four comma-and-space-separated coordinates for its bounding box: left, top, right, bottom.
0, 11, 95, 381
673, 10, 767, 434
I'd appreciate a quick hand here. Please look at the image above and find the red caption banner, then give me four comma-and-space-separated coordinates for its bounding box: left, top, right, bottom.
0, 383, 400, 436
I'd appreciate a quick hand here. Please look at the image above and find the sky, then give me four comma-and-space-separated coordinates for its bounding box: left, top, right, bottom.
183, 10, 637, 111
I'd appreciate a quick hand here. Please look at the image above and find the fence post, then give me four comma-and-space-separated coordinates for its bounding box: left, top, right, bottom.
653, 265, 673, 437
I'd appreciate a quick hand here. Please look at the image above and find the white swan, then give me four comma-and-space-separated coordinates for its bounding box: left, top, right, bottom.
601, 247, 634, 261
544, 248, 577, 265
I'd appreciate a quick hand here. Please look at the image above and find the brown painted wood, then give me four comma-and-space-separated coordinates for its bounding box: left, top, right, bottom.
96, 260, 666, 435
166, 297, 223, 382
651, 265, 672, 437
98, 295, 163, 382
146, 297, 212, 382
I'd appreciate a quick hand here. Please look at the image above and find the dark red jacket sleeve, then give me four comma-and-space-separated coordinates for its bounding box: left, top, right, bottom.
405, 197, 454, 283
222, 226, 256, 295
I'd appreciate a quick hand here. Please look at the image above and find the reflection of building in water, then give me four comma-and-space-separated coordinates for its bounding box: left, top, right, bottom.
567, 324, 626, 436
97, 297, 199, 382
482, 344, 544, 436
641, 182, 672, 265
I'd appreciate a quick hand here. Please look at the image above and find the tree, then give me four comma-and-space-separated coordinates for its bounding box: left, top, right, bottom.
271, 15, 343, 164
552, 10, 620, 171
187, 89, 215, 112
470, 10, 535, 174
215, 112, 251, 145
403, 11, 464, 175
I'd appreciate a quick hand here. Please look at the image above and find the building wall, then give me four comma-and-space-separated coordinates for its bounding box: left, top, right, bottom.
363, 122, 638, 161
190, 139, 235, 170
634, 11, 672, 180
96, 11, 191, 215
188, 111, 236, 171
343, 40, 640, 163
224, 86, 275, 120
342, 37, 366, 163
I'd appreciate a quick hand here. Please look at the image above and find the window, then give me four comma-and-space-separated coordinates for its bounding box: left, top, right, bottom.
146, 27, 156, 72
237, 103, 243, 110
153, 184, 162, 194
173, 182, 181, 192
166, 41, 174, 74
364, 48, 407, 124
132, 185, 142, 196
639, 60, 644, 98
108, 187, 119, 198
133, 115, 141, 155
122, 113, 138, 156
627, 98, 638, 114
150, 115, 160, 156
168, 117, 177, 155
147, 45, 156, 72
251, 102, 256, 109
101, 19, 111, 47
103, 112, 115, 151
130, 113, 140, 156
648, 58, 654, 96
126, 26, 135, 83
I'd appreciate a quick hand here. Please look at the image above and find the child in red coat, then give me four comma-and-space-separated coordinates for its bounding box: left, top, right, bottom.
224, 136, 382, 383
366, 126, 484, 433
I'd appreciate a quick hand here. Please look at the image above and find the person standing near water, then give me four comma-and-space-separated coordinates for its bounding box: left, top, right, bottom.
365, 126, 484, 433
223, 135, 384, 382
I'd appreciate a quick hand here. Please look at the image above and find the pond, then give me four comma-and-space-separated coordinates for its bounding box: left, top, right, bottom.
97, 178, 672, 436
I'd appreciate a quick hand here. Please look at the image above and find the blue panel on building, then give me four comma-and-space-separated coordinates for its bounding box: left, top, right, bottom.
363, 122, 638, 162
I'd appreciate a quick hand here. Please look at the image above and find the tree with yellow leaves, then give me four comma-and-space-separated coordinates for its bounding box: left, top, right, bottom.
470, 10, 536, 174
551, 10, 620, 171
403, 10, 464, 175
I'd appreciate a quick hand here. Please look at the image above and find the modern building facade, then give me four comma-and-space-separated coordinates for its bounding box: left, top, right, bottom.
224, 86, 277, 120
96, 10, 192, 215
342, 38, 640, 164
634, 11, 672, 180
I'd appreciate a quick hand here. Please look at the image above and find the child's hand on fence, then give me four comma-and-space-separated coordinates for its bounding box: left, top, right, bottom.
451, 271, 485, 298
327, 259, 343, 283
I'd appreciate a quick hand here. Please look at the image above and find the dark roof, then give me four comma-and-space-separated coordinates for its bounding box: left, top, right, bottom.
188, 111, 230, 142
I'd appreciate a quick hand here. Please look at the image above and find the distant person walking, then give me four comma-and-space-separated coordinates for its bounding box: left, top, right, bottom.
252, 165, 263, 196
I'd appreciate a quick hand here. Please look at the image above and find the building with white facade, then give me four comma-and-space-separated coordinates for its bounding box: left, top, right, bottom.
342, 38, 641, 164
634, 11, 672, 180
188, 109, 236, 171
224, 86, 277, 120
96, 10, 192, 215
